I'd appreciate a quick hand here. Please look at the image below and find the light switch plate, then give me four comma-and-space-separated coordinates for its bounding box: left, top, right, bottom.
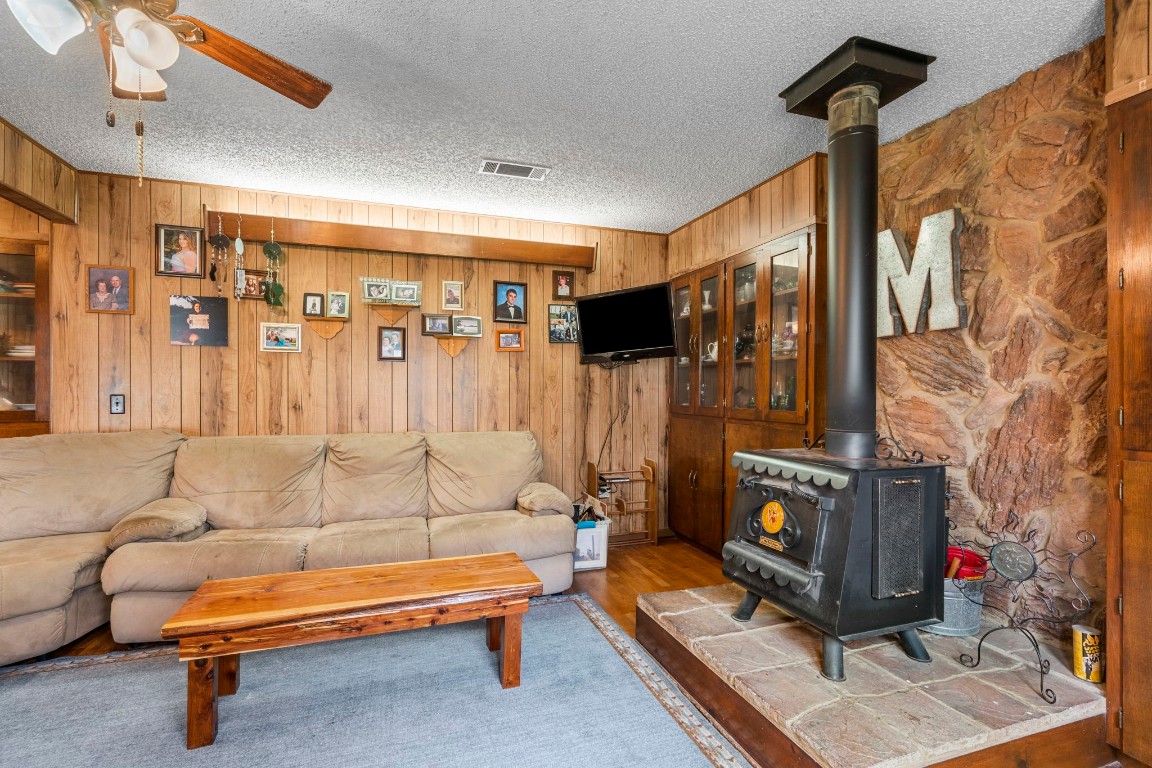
110, 394, 125, 414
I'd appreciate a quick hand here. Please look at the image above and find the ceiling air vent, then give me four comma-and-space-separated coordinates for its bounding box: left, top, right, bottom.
479, 160, 550, 180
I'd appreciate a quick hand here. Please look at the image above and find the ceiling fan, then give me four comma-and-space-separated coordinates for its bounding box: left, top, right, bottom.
6, 0, 332, 108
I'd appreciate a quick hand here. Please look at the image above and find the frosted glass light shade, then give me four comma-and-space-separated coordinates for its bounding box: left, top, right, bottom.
7, 0, 86, 54
111, 44, 167, 94
115, 7, 179, 70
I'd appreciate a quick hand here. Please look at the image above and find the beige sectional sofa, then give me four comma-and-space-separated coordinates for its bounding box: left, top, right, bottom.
0, 429, 576, 664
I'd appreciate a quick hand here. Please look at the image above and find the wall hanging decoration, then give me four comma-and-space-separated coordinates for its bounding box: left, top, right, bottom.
232, 215, 247, 299
207, 213, 231, 295
548, 304, 578, 343
155, 225, 203, 277
378, 327, 407, 361
327, 292, 350, 319
303, 293, 325, 318
389, 281, 422, 307
551, 271, 574, 300
422, 314, 451, 336
259, 322, 301, 353
360, 277, 391, 304
85, 265, 133, 314
169, 295, 227, 346
451, 316, 483, 338
263, 218, 284, 308
493, 281, 527, 323
496, 329, 524, 351
442, 281, 463, 311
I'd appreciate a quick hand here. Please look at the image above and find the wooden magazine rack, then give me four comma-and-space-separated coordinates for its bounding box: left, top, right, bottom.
585, 459, 658, 547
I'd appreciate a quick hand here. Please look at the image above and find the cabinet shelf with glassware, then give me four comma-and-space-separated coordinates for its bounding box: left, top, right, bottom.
670, 264, 724, 417
0, 237, 50, 437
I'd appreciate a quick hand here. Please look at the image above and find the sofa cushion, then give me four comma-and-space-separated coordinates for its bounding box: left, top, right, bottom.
322, 433, 428, 523
428, 510, 575, 562
426, 432, 543, 517
305, 519, 430, 570
170, 436, 326, 529
101, 528, 315, 594
107, 498, 209, 550
0, 430, 185, 542
516, 482, 574, 517
0, 532, 109, 619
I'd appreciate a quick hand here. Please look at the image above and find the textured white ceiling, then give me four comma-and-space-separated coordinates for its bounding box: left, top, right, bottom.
0, 1, 1103, 233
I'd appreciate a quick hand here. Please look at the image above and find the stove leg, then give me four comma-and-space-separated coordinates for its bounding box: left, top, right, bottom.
896, 629, 931, 663
731, 591, 762, 622
821, 634, 846, 681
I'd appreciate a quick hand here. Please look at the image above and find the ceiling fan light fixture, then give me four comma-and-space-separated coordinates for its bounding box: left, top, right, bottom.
6, 0, 86, 54
115, 7, 179, 70
111, 43, 167, 93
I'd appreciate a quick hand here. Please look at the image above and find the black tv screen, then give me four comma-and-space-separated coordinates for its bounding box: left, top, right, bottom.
575, 282, 676, 364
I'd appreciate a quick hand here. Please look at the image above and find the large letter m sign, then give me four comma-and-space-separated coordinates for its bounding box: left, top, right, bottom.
876, 208, 968, 337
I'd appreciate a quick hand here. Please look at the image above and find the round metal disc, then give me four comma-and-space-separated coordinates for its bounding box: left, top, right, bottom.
208, 233, 231, 250
989, 541, 1036, 581
263, 242, 282, 259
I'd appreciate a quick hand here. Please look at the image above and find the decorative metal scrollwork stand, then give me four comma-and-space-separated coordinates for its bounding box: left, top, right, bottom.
948, 515, 1097, 703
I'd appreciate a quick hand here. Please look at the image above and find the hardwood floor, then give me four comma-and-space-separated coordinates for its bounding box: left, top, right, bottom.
46, 537, 723, 660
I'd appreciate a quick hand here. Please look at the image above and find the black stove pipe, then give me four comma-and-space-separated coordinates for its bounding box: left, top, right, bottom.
824, 84, 879, 459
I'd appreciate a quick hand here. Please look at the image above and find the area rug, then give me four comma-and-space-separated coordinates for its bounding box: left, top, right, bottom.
1, 594, 751, 768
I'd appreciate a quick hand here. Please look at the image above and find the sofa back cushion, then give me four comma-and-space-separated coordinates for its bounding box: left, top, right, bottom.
170, 436, 326, 529
426, 431, 543, 517
0, 430, 185, 542
322, 433, 429, 523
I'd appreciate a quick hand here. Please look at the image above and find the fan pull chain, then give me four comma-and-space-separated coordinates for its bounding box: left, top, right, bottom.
135, 71, 144, 188
106, 53, 116, 128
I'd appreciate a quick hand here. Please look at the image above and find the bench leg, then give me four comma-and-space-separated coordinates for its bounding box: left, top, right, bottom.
500, 613, 522, 689
486, 616, 502, 652
219, 654, 240, 696
186, 657, 219, 749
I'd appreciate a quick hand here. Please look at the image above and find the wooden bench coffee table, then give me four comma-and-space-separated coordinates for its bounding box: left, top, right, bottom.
160, 551, 543, 749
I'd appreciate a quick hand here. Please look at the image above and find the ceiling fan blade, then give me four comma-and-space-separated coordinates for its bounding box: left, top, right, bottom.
172, 16, 332, 109
98, 22, 168, 102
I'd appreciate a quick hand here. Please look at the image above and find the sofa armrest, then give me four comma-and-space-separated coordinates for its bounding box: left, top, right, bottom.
516, 482, 574, 518
107, 498, 209, 551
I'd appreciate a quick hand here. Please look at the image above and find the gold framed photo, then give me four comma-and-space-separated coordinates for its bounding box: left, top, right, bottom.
86, 265, 134, 314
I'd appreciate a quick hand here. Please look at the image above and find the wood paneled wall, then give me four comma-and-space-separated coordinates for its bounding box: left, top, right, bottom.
47, 173, 668, 508
667, 154, 827, 276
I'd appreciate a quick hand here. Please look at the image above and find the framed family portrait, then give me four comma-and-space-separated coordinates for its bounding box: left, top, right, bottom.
548, 304, 579, 343
155, 225, 204, 277
452, 315, 482, 337
302, 293, 325, 317
327, 291, 350, 319
442, 280, 464, 311
390, 281, 422, 306
260, 323, 301, 353
496, 329, 524, 352
493, 280, 527, 323
86, 265, 133, 314
552, 270, 574, 300
360, 277, 391, 303
237, 269, 268, 301
378, 327, 407, 361
170, 295, 228, 346
422, 313, 451, 336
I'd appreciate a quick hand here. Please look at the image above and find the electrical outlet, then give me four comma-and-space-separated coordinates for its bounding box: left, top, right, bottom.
110, 394, 125, 415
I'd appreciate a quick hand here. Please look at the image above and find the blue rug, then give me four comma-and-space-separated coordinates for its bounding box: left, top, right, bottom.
1, 594, 750, 768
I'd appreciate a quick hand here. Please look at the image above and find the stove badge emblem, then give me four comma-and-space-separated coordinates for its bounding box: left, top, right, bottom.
760, 501, 786, 535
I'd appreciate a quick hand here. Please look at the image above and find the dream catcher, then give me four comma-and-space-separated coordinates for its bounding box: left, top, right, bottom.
263, 218, 285, 308
207, 213, 231, 296
232, 215, 246, 299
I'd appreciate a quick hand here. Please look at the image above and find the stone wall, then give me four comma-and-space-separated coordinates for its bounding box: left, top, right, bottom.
876, 39, 1107, 632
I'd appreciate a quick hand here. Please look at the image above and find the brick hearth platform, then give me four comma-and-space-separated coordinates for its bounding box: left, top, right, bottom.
637, 583, 1113, 768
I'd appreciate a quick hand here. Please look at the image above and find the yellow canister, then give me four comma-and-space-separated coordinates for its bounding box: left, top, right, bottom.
1072, 624, 1104, 683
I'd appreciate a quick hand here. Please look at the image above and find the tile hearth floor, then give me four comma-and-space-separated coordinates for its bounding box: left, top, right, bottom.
639, 583, 1105, 768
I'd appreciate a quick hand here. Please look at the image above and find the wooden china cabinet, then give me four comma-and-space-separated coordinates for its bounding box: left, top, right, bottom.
0, 236, 50, 437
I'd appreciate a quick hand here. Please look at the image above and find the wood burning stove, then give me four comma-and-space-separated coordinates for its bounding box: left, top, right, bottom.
724, 38, 946, 681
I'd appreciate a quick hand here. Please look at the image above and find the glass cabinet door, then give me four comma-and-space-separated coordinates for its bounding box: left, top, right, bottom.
697, 273, 721, 411
673, 284, 692, 411
729, 260, 758, 416
768, 249, 802, 416
0, 243, 44, 425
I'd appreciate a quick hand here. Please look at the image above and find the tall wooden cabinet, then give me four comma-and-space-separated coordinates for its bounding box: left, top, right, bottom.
1107, 88, 1152, 767
668, 226, 825, 554
0, 235, 50, 437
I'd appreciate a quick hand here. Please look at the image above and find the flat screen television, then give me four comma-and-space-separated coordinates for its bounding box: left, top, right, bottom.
574, 282, 676, 364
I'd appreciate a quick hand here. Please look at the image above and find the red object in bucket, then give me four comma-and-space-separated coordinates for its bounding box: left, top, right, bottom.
946, 546, 987, 580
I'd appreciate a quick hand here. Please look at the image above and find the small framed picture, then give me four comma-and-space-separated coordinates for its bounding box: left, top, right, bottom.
302, 292, 325, 317
493, 280, 527, 323
452, 315, 482, 337
548, 304, 579, 343
86, 265, 134, 314
260, 322, 302, 353
552, 270, 574, 300
422, 313, 452, 336
238, 269, 268, 301
327, 291, 350, 319
496, 329, 524, 351
378, 327, 407, 361
170, 295, 228, 346
155, 225, 204, 277
360, 277, 391, 303
391, 281, 422, 306
442, 280, 464, 311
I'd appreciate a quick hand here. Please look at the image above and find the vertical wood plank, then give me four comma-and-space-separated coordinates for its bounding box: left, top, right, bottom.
178, 184, 203, 435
